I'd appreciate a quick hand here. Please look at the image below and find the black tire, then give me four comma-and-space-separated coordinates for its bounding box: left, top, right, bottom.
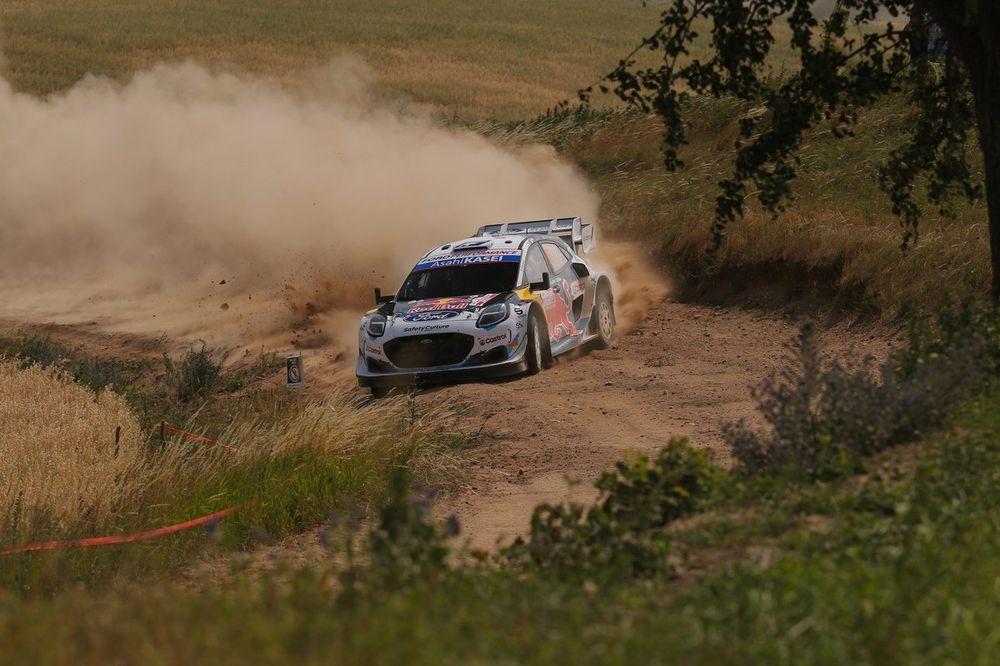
525, 310, 552, 374
592, 288, 615, 349
370, 384, 393, 399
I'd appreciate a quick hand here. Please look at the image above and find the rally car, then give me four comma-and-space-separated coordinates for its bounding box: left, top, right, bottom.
357, 217, 615, 396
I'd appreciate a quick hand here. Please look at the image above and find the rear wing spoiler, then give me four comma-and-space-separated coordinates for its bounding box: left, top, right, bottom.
475, 217, 596, 254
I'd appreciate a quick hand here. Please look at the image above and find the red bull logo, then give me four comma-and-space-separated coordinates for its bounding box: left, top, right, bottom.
543, 277, 579, 341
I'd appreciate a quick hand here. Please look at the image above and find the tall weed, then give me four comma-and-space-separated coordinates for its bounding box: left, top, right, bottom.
165, 343, 221, 402
725, 307, 998, 479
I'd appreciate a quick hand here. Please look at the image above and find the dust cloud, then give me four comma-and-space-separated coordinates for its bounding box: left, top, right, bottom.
0, 54, 672, 382
591, 241, 671, 333
0, 57, 600, 361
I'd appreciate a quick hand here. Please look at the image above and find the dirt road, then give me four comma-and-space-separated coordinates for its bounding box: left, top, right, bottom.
1, 289, 888, 558
428, 296, 888, 551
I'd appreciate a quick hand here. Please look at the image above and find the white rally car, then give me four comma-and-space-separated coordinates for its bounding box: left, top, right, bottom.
357, 217, 615, 396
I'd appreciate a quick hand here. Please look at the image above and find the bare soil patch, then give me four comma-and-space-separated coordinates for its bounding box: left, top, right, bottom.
427, 296, 891, 550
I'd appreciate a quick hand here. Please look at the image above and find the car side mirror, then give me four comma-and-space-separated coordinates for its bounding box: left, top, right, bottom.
374, 288, 394, 305
571, 262, 590, 278
528, 272, 551, 292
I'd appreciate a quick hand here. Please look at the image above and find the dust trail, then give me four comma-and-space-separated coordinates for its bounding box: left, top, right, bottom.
591, 241, 671, 333
0, 56, 599, 371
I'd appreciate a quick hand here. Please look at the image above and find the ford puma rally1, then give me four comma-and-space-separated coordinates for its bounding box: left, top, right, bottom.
356, 217, 615, 395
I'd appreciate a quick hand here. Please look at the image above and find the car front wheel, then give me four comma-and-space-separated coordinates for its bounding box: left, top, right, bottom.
525, 310, 551, 374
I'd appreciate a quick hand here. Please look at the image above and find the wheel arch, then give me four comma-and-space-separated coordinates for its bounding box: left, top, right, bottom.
595, 275, 615, 320
526, 299, 546, 320
596, 274, 614, 296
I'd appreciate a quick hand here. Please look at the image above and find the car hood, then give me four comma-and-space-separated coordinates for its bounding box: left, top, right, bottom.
390, 293, 504, 325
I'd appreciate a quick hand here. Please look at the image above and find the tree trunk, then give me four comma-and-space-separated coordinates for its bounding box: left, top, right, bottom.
926, 1, 1000, 300
980, 93, 1000, 302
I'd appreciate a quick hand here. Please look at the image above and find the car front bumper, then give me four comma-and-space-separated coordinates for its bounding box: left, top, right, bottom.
356, 354, 528, 389
356, 321, 529, 389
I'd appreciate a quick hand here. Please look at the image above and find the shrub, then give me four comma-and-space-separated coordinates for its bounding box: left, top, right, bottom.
725, 309, 998, 480
3, 336, 70, 370
336, 470, 459, 602
503, 439, 718, 580
0, 336, 145, 395
166, 343, 221, 402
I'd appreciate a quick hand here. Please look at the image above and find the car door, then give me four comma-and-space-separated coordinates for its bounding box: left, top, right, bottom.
522, 243, 566, 344
527, 242, 580, 344
541, 242, 589, 334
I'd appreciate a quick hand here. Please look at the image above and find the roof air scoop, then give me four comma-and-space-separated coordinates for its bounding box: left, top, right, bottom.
452, 239, 493, 252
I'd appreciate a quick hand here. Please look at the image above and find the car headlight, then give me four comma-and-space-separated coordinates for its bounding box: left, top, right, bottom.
476, 302, 509, 328
367, 313, 387, 337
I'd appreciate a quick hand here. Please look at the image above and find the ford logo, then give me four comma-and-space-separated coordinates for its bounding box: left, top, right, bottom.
404, 310, 460, 322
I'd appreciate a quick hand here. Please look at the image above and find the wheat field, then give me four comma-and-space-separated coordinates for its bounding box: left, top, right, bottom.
0, 0, 663, 119
0, 359, 149, 533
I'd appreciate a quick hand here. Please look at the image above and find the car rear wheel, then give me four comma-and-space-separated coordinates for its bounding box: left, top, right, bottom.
592, 288, 615, 349
525, 311, 552, 374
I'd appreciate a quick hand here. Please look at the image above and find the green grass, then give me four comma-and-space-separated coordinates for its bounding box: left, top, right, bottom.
1, 447, 383, 595
6, 308, 997, 661
3, 389, 999, 663
1, 414, 457, 596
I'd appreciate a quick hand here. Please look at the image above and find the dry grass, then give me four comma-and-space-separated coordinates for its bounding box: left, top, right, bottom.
213, 388, 459, 485
1, 1, 985, 312
0, 357, 455, 546
0, 0, 658, 119
513, 100, 990, 315
0, 358, 152, 533
0, 1, 801, 120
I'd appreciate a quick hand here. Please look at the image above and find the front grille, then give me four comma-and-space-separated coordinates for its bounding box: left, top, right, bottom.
384, 333, 475, 369
465, 346, 508, 367
366, 357, 394, 373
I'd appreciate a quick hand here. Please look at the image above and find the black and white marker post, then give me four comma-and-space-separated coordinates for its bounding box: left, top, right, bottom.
286, 354, 303, 388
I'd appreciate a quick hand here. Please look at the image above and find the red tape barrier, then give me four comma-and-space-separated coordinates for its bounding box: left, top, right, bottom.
0, 502, 252, 556
163, 424, 237, 452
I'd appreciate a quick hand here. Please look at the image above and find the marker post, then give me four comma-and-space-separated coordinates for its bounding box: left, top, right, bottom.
286, 354, 303, 388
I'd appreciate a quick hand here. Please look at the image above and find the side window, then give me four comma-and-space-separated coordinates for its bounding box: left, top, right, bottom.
542, 243, 570, 274
522, 245, 550, 284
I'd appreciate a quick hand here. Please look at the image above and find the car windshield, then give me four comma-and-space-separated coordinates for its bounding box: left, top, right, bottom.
397, 262, 519, 300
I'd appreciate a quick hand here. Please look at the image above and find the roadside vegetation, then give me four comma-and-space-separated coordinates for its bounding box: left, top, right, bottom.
3, 305, 999, 662
1, 2, 998, 664
0, 344, 460, 595
482, 101, 988, 316
0, 334, 283, 429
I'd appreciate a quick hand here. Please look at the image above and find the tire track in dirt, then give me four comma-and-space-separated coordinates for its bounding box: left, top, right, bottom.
427, 296, 889, 551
